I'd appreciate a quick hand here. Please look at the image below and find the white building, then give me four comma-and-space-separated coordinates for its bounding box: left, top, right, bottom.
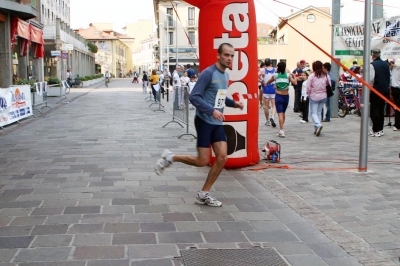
138, 35, 158, 74
39, 0, 70, 26
153, 0, 199, 74
39, 0, 95, 80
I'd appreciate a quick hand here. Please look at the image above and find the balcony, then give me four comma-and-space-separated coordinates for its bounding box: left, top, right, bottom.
0, 0, 37, 19
163, 20, 176, 29
186, 19, 197, 29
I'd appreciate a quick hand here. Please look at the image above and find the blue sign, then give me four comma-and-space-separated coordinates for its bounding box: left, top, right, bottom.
61, 53, 68, 59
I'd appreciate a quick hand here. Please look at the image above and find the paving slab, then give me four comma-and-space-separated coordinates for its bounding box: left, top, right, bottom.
0, 79, 399, 265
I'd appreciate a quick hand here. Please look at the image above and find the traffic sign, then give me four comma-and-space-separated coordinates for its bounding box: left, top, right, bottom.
54, 57, 59, 62
61, 53, 68, 59
61, 44, 73, 51
51, 50, 61, 57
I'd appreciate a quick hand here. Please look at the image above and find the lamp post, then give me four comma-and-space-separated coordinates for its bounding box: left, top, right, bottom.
173, 1, 179, 67
166, 14, 172, 74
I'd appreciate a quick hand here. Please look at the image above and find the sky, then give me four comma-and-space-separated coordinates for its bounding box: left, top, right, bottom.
70, 0, 400, 31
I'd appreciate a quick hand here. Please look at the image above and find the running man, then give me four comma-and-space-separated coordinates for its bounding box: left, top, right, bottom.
154, 43, 244, 207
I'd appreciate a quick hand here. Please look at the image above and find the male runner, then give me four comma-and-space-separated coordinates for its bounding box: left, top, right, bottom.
154, 43, 244, 207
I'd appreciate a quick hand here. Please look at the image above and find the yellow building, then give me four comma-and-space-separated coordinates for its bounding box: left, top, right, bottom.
76, 24, 133, 76
258, 6, 332, 69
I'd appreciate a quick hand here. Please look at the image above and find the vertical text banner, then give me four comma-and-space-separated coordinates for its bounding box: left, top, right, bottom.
185, 0, 260, 168
334, 16, 400, 59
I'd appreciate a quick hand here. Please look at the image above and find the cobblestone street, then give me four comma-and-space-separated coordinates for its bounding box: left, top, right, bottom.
0, 79, 399, 266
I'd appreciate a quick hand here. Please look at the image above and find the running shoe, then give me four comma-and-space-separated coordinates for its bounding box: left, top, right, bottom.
270, 118, 276, 127
394, 127, 398, 131
277, 130, 285, 138
265, 121, 271, 126
195, 192, 222, 207
379, 130, 384, 136
368, 131, 375, 136
299, 119, 307, 124
154, 149, 174, 175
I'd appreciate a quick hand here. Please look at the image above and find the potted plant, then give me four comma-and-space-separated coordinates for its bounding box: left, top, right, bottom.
81, 76, 90, 87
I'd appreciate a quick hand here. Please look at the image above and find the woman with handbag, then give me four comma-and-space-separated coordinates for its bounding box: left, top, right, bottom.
306, 61, 331, 136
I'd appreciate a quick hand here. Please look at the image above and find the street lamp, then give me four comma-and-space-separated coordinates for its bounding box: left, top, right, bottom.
166, 14, 172, 74
173, 1, 179, 66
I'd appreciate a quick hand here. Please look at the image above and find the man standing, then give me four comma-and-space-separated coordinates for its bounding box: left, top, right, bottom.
369, 49, 391, 137
154, 43, 244, 207
350, 61, 358, 71
390, 62, 400, 131
292, 60, 305, 113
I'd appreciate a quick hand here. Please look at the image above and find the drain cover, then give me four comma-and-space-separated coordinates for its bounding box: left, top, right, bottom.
180, 248, 288, 266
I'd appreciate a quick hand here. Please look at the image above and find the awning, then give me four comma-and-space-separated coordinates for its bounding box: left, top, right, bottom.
11, 17, 44, 58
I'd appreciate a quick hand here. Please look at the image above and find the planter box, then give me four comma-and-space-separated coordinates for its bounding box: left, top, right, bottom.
47, 84, 61, 96
82, 81, 90, 87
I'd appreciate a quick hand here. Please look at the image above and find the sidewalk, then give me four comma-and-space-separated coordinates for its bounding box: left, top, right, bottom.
0, 78, 399, 266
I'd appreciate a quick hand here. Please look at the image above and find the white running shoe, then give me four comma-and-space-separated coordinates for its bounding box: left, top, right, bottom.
277, 130, 285, 138
265, 121, 271, 126
379, 130, 384, 136
154, 149, 174, 175
394, 127, 398, 131
299, 119, 307, 124
368, 131, 375, 136
195, 192, 222, 207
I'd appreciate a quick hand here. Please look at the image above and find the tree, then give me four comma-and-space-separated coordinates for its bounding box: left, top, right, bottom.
87, 43, 98, 53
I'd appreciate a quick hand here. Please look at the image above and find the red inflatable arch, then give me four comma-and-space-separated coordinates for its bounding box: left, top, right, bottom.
185, 0, 259, 168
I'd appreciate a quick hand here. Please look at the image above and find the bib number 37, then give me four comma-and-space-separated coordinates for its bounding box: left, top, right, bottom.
214, 89, 227, 109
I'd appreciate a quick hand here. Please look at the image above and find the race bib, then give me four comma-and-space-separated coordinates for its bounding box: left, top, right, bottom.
214, 89, 227, 108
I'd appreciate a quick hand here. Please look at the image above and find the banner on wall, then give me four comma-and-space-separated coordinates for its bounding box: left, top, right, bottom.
0, 85, 33, 127
334, 16, 400, 59
185, 0, 259, 168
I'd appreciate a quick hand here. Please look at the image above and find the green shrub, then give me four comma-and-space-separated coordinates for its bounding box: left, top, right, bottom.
80, 76, 88, 81
15, 79, 35, 87
47, 76, 60, 85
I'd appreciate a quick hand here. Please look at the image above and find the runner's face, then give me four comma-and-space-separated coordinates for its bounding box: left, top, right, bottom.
218, 45, 235, 69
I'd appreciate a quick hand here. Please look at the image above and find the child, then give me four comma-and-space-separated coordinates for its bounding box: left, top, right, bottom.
300, 71, 310, 123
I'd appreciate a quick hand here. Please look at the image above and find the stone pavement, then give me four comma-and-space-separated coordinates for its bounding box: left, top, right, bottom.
0, 78, 399, 266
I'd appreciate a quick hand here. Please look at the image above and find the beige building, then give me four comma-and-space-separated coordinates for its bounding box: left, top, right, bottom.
76, 24, 133, 76
258, 6, 332, 69
153, 0, 199, 74
123, 19, 154, 73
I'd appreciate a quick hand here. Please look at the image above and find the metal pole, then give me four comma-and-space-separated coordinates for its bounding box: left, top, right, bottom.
359, 0, 372, 172
174, 1, 179, 66
160, 23, 163, 71
330, 0, 341, 118
372, 0, 383, 20
166, 14, 171, 74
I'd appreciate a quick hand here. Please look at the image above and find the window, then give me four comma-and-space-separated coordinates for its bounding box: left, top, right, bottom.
188, 7, 195, 26
188, 31, 195, 45
167, 8, 173, 27
168, 32, 173, 45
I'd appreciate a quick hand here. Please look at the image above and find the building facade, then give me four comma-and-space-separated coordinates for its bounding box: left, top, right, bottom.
39, 0, 95, 80
153, 0, 199, 74
0, 0, 45, 88
258, 6, 332, 69
76, 24, 132, 76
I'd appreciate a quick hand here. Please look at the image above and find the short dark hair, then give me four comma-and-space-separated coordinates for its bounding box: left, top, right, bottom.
260, 62, 265, 68
277, 62, 286, 74
353, 67, 361, 74
323, 62, 331, 71
353, 61, 357, 65
187, 64, 191, 68
217, 43, 234, 54
264, 58, 272, 66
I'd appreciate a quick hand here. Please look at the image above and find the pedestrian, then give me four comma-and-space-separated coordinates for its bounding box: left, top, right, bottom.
154, 43, 244, 207
258, 62, 266, 109
142, 71, 148, 94
322, 62, 336, 122
369, 49, 391, 137
132, 71, 138, 83
186, 64, 196, 78
265, 61, 297, 137
180, 71, 190, 87
292, 60, 306, 113
300, 71, 310, 123
390, 63, 400, 131
259, 58, 277, 127
149, 69, 160, 101
306, 61, 330, 136
163, 69, 171, 89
